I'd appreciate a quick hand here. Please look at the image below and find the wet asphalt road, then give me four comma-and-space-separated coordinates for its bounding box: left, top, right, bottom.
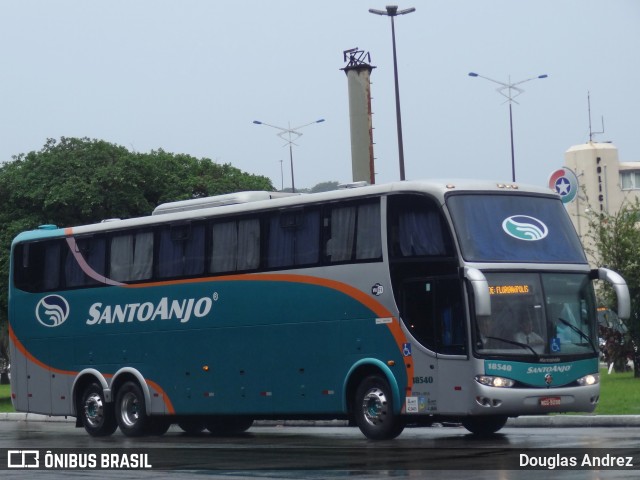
1, 420, 639, 479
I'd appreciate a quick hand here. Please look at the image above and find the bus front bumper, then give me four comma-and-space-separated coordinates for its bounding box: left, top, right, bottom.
467, 382, 600, 416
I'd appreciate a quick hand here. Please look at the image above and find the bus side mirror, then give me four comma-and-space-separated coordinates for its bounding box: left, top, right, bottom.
593, 268, 631, 320
465, 267, 491, 317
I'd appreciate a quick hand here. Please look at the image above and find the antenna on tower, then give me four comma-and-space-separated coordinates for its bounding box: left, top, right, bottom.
588, 91, 605, 142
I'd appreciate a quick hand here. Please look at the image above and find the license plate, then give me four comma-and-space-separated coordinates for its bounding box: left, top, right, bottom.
540, 397, 561, 407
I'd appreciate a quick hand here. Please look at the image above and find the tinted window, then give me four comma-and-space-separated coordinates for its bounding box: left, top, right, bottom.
157, 223, 205, 278
210, 217, 260, 273
110, 231, 154, 281
325, 200, 382, 263
446, 194, 586, 263
266, 209, 320, 268
388, 194, 454, 259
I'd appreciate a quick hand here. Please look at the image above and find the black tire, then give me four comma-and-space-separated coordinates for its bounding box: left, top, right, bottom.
461, 415, 508, 436
178, 419, 206, 435
205, 416, 254, 435
354, 374, 405, 440
115, 381, 149, 437
79, 382, 117, 437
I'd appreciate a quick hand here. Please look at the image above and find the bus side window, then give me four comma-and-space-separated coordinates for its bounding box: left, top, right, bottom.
210, 218, 260, 273
64, 236, 107, 287
42, 242, 62, 290
266, 209, 320, 268
158, 223, 205, 278
325, 200, 381, 263
396, 210, 448, 257
14, 241, 62, 292
387, 194, 453, 259
355, 202, 382, 260
110, 231, 154, 282
325, 205, 356, 262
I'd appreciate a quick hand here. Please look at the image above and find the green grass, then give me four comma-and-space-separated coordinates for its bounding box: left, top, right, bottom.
595, 368, 640, 415
0, 370, 639, 415
0, 384, 12, 413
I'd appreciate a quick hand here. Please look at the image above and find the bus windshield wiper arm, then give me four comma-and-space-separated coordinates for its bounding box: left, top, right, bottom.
557, 317, 597, 353
485, 336, 540, 360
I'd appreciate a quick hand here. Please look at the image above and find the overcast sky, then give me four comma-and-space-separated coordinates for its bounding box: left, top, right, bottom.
1, 0, 638, 192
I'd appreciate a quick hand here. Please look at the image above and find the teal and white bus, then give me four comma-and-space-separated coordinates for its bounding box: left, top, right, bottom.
8, 180, 629, 440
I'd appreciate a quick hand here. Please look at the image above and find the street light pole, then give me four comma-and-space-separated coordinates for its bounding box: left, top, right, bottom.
252, 118, 325, 193
468, 72, 548, 182
369, 5, 415, 181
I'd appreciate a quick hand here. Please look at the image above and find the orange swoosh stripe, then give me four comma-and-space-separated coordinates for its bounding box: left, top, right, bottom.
128, 272, 414, 390
9, 324, 175, 414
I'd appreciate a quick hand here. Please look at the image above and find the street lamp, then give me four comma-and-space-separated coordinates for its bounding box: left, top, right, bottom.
252, 118, 325, 193
468, 72, 548, 182
369, 5, 415, 181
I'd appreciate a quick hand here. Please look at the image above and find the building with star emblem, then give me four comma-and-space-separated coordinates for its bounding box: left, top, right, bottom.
562, 141, 640, 262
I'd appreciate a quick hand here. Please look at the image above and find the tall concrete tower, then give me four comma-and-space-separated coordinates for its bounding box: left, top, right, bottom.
342, 48, 376, 184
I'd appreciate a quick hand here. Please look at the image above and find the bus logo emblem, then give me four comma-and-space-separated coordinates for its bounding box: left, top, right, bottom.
502, 215, 548, 241
36, 295, 70, 328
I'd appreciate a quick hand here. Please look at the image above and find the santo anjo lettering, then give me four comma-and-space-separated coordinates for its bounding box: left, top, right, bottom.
86, 294, 216, 325
526, 365, 571, 374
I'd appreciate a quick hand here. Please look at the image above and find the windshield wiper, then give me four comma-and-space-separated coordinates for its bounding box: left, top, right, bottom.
485, 336, 540, 360
557, 317, 597, 353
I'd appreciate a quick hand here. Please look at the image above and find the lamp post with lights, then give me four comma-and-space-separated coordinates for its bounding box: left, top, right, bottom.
369, 5, 415, 181
468, 72, 548, 182
253, 118, 325, 193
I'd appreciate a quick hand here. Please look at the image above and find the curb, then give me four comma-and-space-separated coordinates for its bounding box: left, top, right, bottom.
0, 413, 74, 422
507, 415, 640, 427
2, 412, 640, 427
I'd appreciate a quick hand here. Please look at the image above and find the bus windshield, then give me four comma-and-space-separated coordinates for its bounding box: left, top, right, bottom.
475, 272, 598, 359
446, 193, 586, 263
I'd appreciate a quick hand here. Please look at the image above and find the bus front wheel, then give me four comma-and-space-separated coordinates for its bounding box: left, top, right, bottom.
354, 375, 405, 440
79, 383, 117, 437
461, 415, 508, 436
115, 381, 149, 437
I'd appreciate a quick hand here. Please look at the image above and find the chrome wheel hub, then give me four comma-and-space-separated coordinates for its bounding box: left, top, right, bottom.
120, 392, 141, 427
84, 393, 104, 427
361, 387, 388, 426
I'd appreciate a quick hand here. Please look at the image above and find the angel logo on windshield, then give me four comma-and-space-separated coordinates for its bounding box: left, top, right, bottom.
502, 215, 549, 242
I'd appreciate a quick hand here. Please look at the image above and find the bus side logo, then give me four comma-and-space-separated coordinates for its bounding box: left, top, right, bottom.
36, 295, 70, 328
502, 215, 548, 241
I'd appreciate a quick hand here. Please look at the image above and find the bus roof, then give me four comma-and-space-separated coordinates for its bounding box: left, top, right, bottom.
12, 179, 558, 244
152, 191, 299, 215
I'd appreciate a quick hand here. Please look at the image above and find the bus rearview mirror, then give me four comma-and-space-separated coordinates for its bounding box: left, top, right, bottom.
465, 267, 491, 317
594, 268, 631, 320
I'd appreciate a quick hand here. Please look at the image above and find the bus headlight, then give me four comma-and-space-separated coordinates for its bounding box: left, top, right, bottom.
475, 375, 515, 388
576, 373, 599, 386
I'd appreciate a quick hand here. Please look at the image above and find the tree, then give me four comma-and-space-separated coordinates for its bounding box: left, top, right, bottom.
0, 137, 273, 383
586, 198, 640, 377
309, 181, 340, 193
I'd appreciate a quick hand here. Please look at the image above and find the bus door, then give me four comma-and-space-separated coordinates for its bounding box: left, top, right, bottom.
400, 276, 467, 414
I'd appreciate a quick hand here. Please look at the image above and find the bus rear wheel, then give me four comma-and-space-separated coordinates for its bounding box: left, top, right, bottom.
354, 375, 405, 440
115, 381, 149, 437
79, 383, 117, 437
461, 415, 508, 436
